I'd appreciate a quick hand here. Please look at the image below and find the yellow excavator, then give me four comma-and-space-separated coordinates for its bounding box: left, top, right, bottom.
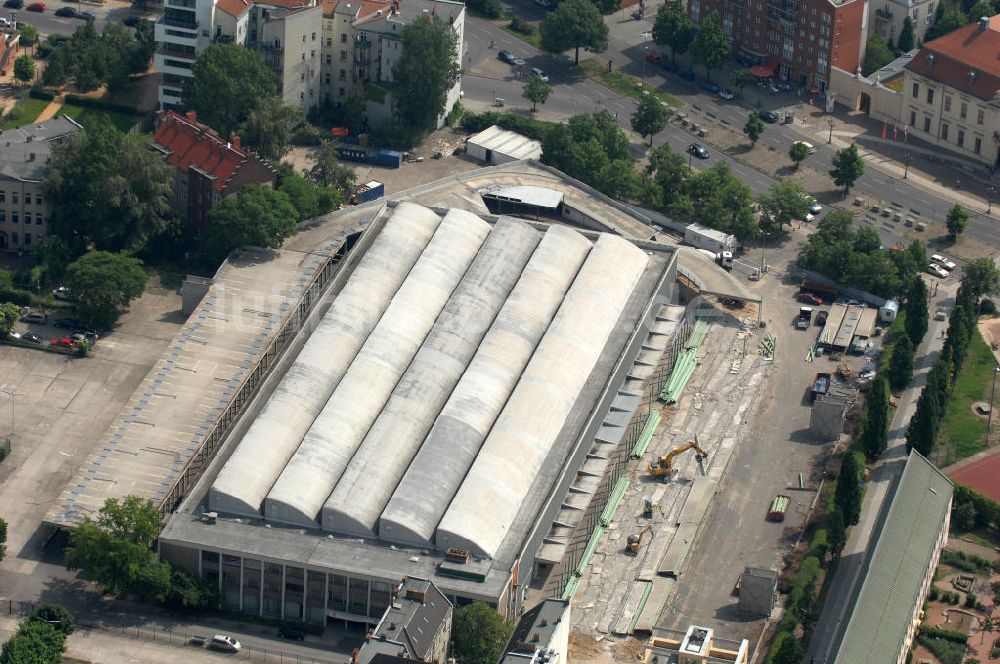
626, 525, 653, 555
647, 437, 708, 478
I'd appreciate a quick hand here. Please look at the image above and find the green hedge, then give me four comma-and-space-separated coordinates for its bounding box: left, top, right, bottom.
29, 88, 57, 101
940, 549, 996, 575
0, 288, 31, 306
460, 111, 555, 142
918, 626, 969, 644
63, 95, 139, 116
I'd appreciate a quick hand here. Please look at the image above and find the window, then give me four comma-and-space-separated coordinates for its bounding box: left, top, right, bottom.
912, 82, 919, 98
24, 212, 31, 225
974, 137, 982, 154
941, 123, 949, 140
24, 233, 30, 246
0, 191, 4, 202
339, 87, 345, 96
977, 109, 985, 125
340, 49, 347, 61
301, 53, 305, 60
325, 73, 331, 84
0, 211, 5, 222
960, 102, 967, 119
302, 34, 306, 42
910, 110, 917, 126
341, 33, 347, 43
24, 192, 30, 204
326, 54, 331, 65
326, 37, 332, 46
957, 130, 964, 147
944, 96, 951, 112
926, 88, 933, 104
11, 212, 17, 224
311, 31, 316, 40
310, 49, 315, 58
10, 233, 17, 245
35, 193, 42, 205
11, 192, 17, 204
339, 68, 346, 80
36, 214, 42, 225
923, 117, 931, 132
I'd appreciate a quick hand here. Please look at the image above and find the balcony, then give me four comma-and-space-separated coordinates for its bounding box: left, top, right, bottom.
875, 7, 892, 18
157, 15, 199, 30
157, 43, 197, 59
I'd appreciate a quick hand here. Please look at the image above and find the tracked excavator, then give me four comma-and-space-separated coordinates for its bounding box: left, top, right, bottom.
626, 524, 653, 555
647, 436, 708, 478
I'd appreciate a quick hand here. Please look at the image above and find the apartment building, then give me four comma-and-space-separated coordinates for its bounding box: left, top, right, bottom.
154, 0, 218, 109
871, 0, 937, 45
689, 0, 866, 90
248, 0, 323, 109
902, 15, 1000, 170
0, 116, 82, 254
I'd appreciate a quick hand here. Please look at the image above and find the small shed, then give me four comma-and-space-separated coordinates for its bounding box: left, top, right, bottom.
879, 299, 899, 324
465, 125, 542, 165
739, 567, 778, 618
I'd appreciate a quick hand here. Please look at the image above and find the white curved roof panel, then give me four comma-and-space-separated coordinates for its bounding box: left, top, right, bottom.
378, 225, 593, 547
435, 234, 648, 558
208, 203, 442, 516
263, 209, 490, 526
320, 219, 542, 537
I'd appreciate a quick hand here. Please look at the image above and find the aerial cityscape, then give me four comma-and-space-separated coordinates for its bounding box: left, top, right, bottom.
1, 0, 999, 660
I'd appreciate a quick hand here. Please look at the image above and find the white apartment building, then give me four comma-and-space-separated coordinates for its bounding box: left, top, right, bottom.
872, 0, 937, 46
154, 0, 218, 109
249, 1, 324, 109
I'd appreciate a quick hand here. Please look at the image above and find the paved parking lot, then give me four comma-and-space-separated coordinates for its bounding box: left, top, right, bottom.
0, 276, 182, 601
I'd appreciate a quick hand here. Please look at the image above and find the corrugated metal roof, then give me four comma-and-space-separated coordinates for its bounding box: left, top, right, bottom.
832, 452, 953, 664
467, 125, 542, 161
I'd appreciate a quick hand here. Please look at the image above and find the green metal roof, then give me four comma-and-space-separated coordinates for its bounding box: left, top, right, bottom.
833, 451, 954, 664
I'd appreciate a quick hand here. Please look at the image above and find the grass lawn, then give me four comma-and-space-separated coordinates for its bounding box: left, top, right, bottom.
580, 58, 683, 109
59, 104, 140, 132
0, 97, 51, 129
495, 18, 543, 49
936, 328, 999, 464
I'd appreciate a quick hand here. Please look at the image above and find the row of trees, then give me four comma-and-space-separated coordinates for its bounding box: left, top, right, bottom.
652, 2, 731, 81
42, 20, 155, 93
906, 260, 1000, 456
0, 605, 75, 664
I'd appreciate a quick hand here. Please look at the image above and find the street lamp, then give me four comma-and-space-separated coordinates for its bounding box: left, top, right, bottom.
759, 232, 769, 274
1, 388, 13, 445
986, 365, 1000, 448
827, 116, 835, 144
903, 151, 911, 180
988, 186, 996, 215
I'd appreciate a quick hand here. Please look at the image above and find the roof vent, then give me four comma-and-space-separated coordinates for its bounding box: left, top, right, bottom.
968, 71, 977, 84
926, 53, 935, 67
979, 15, 989, 31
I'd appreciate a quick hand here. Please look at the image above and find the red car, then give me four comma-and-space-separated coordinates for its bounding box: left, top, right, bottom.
50, 337, 76, 349
27, 1, 44, 10
799, 292, 823, 306
644, 51, 662, 65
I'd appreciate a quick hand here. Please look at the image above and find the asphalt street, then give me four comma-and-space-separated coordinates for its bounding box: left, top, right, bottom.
4, 0, 133, 39
462, 11, 1000, 248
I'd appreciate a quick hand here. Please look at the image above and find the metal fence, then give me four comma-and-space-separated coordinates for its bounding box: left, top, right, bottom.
0, 599, 345, 664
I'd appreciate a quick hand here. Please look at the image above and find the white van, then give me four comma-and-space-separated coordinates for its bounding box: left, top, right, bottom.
793, 140, 816, 154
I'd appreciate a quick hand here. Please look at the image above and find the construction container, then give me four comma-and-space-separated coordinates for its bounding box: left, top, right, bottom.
372, 149, 402, 168
767, 494, 790, 521
355, 180, 385, 204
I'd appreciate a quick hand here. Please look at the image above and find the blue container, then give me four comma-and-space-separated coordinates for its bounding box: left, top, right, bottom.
357, 181, 385, 203
372, 149, 402, 168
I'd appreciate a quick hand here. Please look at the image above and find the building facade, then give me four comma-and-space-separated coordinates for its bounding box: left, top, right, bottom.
249, 1, 324, 109
871, 0, 936, 45
151, 110, 277, 233
0, 116, 82, 254
689, 0, 866, 90
154, 0, 218, 109
901, 15, 1000, 170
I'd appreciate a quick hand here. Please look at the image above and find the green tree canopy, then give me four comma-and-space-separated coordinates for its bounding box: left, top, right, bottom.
0, 304, 19, 338
200, 185, 299, 265
925, 9, 968, 40
652, 0, 694, 68
967, 0, 993, 22
307, 141, 356, 202
44, 114, 172, 254
945, 203, 968, 240
30, 605, 76, 637
730, 68, 754, 97
906, 387, 940, 455
743, 111, 764, 146
897, 16, 915, 52
789, 141, 809, 168
17, 24, 38, 47
691, 11, 730, 82
905, 276, 929, 345
862, 34, 894, 76
631, 94, 670, 145
541, 110, 633, 194
962, 257, 1000, 299
888, 335, 915, 391
238, 98, 303, 162
827, 510, 846, 558
97, 496, 160, 546
540, 0, 609, 65
183, 43, 277, 137
39, 20, 153, 91
835, 452, 863, 524
392, 15, 461, 131
771, 633, 805, 664
757, 179, 808, 232
860, 376, 891, 460
0, 619, 65, 664
452, 601, 514, 664
278, 173, 338, 221
830, 143, 865, 194
13, 55, 34, 85
66, 251, 147, 329
32, 236, 72, 286
522, 75, 553, 112
0, 516, 6, 561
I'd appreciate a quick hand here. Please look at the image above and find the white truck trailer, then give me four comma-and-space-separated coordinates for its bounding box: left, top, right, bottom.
685, 223, 737, 255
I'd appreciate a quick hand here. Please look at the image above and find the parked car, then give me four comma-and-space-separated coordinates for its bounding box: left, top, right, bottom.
209, 635, 241, 652
815, 310, 829, 326
934, 310, 947, 321
22, 332, 42, 344
717, 89, 735, 101
53, 317, 84, 329
808, 200, 822, 215
0, 15, 11, 25
52, 286, 73, 300
26, 2, 45, 11
700, 82, 720, 94
54, 6, 76, 15
278, 625, 306, 640
844, 298, 864, 307
760, 110, 780, 123
926, 263, 949, 279
3, 0, 24, 9
644, 51, 662, 65
687, 143, 709, 159
497, 50, 517, 65
530, 67, 549, 82
678, 69, 695, 81
931, 254, 957, 271
799, 293, 823, 305
21, 311, 47, 324
77, 9, 94, 18
50, 337, 76, 349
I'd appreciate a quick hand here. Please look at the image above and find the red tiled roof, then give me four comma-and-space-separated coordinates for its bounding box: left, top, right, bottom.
216, 0, 252, 17
322, 0, 390, 18
152, 111, 259, 193
905, 15, 1000, 102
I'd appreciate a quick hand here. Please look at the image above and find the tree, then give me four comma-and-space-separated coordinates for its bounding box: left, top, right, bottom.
392, 15, 461, 131
12, 55, 34, 85
522, 75, 553, 112
859, 376, 891, 458
652, 0, 694, 68
200, 185, 299, 264
278, 174, 338, 221
771, 633, 805, 664
897, 16, 915, 52
962, 257, 1000, 299
862, 34, 894, 76
758, 179, 808, 232
97, 496, 160, 546
906, 388, 940, 456
835, 452, 863, 524
307, 141, 356, 202
827, 511, 846, 558
789, 141, 810, 169
691, 12, 730, 83
0, 304, 19, 338
829, 143, 865, 195
946, 203, 968, 240
164, 568, 218, 610
17, 24, 38, 48
30, 605, 75, 636
32, 236, 71, 286
967, 0, 993, 22
452, 601, 514, 664
0, 517, 6, 561
66, 252, 147, 329
631, 94, 670, 146
238, 98, 302, 162
541, 111, 633, 195
926, 9, 968, 40
44, 115, 172, 254
953, 500, 977, 530
647, 143, 690, 204
540, 0, 609, 66
906, 276, 929, 346
730, 68, 755, 98
183, 43, 277, 137
0, 619, 65, 664
743, 111, 764, 147
888, 335, 915, 391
